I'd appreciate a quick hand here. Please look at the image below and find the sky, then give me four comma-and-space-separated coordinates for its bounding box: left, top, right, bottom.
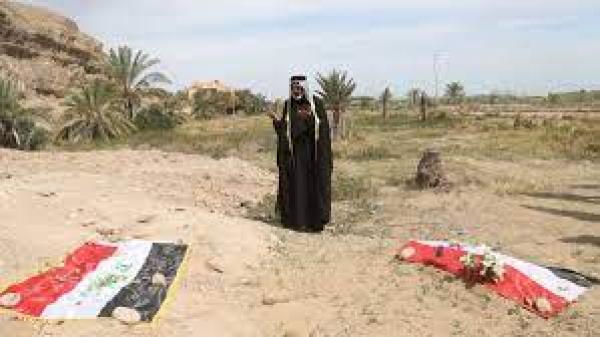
21, 0, 600, 98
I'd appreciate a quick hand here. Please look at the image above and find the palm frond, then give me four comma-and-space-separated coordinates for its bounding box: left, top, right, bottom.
316, 69, 356, 111
57, 80, 135, 143
105, 45, 171, 118
136, 71, 172, 89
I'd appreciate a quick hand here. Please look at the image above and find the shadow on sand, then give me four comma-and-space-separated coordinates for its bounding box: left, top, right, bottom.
523, 192, 600, 204
569, 184, 600, 190
560, 235, 600, 248
522, 205, 600, 223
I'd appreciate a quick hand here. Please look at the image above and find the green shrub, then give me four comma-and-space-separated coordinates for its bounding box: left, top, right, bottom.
13, 116, 48, 150
0, 76, 49, 151
134, 104, 180, 130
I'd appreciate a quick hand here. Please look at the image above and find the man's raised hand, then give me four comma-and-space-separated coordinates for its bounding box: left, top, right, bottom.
267, 110, 279, 121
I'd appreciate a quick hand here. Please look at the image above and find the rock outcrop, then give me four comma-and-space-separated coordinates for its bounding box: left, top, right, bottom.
0, 1, 105, 101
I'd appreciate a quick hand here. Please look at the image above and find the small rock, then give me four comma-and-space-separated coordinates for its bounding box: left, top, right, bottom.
205, 259, 224, 274
174, 207, 186, 212
240, 201, 250, 208
238, 278, 259, 287
367, 317, 379, 325
2, 173, 12, 179
152, 273, 167, 287
535, 297, 553, 313
38, 192, 56, 198
136, 215, 157, 224
262, 292, 291, 306
0, 293, 21, 308
81, 220, 96, 227
96, 227, 117, 236
96, 227, 121, 241
399, 247, 416, 260
112, 307, 141, 324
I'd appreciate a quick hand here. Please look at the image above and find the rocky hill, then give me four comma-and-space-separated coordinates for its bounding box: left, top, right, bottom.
0, 0, 104, 106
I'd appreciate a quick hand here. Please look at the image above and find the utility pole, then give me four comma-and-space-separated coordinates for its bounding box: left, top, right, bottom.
433, 52, 440, 101
433, 52, 449, 104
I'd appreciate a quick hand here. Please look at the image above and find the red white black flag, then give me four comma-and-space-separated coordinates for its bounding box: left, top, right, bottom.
0, 240, 188, 322
398, 240, 594, 318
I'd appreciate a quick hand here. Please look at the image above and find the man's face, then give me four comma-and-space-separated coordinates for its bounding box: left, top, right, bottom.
291, 83, 305, 99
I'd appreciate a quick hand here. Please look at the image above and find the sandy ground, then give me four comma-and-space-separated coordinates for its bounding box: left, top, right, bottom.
0, 149, 599, 337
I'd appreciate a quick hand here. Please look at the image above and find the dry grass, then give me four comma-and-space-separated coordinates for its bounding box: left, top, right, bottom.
59, 116, 276, 165
58, 107, 600, 203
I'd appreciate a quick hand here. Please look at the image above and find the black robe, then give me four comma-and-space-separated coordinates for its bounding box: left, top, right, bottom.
273, 96, 333, 232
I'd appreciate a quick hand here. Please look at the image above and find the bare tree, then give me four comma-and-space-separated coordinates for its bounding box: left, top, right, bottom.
380, 87, 392, 119
420, 92, 429, 121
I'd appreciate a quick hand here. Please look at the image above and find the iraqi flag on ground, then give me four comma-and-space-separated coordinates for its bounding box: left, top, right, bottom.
398, 240, 597, 318
0, 240, 188, 322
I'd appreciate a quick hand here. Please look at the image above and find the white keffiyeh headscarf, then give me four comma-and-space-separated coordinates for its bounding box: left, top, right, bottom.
286, 75, 321, 160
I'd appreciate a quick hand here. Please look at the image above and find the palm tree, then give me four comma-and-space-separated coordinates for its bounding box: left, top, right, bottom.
445, 82, 465, 104
0, 77, 48, 150
316, 69, 356, 139
57, 80, 135, 143
380, 87, 392, 119
106, 46, 171, 120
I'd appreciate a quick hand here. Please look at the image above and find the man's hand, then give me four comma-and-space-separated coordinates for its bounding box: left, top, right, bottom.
266, 111, 279, 121
298, 105, 312, 120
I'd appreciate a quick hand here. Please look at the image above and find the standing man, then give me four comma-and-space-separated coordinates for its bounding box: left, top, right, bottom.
267, 75, 333, 232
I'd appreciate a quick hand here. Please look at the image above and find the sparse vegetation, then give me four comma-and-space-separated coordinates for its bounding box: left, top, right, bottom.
332, 171, 375, 201
355, 96, 376, 111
